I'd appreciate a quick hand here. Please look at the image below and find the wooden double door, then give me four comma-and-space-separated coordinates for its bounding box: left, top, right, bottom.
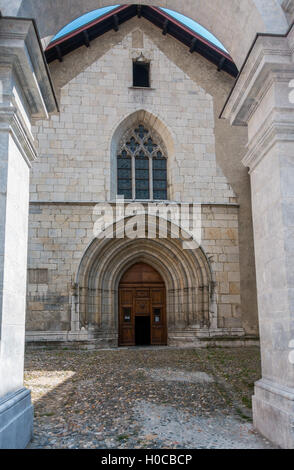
118, 263, 167, 346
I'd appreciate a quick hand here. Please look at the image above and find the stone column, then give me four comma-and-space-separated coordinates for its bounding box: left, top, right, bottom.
0, 17, 57, 448
222, 29, 294, 449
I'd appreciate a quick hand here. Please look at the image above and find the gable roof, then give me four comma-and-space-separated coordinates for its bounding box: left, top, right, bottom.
45, 4, 238, 77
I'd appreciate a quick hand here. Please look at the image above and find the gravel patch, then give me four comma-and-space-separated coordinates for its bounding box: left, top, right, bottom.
133, 400, 273, 449
144, 368, 214, 384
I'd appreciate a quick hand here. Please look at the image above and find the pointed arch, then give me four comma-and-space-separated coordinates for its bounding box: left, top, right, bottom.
110, 109, 175, 200
75, 215, 214, 346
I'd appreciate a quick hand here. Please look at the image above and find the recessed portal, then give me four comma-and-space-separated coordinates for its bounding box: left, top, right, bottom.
118, 263, 167, 346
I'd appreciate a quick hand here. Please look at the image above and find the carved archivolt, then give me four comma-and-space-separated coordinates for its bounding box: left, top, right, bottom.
76, 217, 213, 334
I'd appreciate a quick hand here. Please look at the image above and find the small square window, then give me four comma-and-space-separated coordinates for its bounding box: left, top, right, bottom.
153, 308, 161, 323
123, 307, 132, 323
133, 62, 150, 87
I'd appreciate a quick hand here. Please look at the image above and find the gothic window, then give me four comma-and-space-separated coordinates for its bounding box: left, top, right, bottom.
117, 124, 168, 200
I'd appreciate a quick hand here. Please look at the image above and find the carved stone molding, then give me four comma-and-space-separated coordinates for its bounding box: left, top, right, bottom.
221, 35, 293, 127
0, 17, 58, 117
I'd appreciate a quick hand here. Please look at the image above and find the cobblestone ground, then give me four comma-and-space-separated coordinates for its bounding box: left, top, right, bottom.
24, 347, 276, 449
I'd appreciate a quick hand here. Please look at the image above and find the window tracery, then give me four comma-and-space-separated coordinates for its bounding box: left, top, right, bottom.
117, 124, 167, 200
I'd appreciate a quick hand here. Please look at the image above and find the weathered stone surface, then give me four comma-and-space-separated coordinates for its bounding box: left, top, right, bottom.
0, 389, 33, 449
26, 203, 243, 339
222, 26, 294, 449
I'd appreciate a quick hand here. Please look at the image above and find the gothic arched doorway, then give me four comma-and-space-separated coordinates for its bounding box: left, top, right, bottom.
118, 263, 167, 346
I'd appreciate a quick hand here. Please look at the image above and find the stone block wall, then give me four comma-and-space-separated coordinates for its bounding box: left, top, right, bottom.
26, 203, 243, 341
201, 205, 241, 329
31, 29, 235, 205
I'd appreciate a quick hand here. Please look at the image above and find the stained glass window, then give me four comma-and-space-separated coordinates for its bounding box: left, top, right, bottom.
117, 151, 132, 200
153, 151, 167, 200
135, 151, 149, 199
117, 124, 167, 200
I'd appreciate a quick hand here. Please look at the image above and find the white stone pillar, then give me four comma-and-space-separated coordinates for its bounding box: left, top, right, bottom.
0, 17, 57, 448
222, 30, 294, 449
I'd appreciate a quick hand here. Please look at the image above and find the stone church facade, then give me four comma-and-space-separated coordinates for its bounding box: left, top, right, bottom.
1, 0, 294, 451
26, 19, 258, 348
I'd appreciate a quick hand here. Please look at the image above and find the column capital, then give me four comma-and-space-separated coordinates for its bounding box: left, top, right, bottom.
0, 17, 58, 166
0, 105, 37, 165
221, 26, 294, 172
221, 31, 294, 126
241, 107, 294, 172
0, 16, 58, 117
